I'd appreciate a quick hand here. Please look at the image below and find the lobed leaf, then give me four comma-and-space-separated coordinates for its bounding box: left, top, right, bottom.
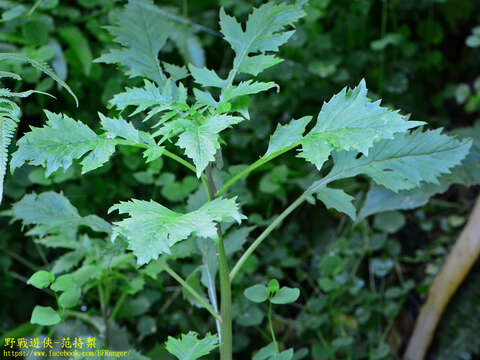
314, 129, 472, 194
358, 123, 480, 219
95, 0, 173, 85
109, 197, 245, 265
177, 115, 243, 177
11, 192, 111, 237
299, 80, 424, 170
220, 3, 305, 77
165, 332, 218, 360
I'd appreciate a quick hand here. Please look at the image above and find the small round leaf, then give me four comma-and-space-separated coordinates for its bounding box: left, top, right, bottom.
270, 287, 300, 304
58, 288, 81, 308
50, 274, 75, 292
31, 306, 61, 326
244, 284, 269, 303
27, 271, 54, 289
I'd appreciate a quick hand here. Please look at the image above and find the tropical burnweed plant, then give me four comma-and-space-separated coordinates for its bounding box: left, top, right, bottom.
1, 0, 475, 359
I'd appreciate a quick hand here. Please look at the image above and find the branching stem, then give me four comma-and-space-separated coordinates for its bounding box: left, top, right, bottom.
160, 261, 221, 321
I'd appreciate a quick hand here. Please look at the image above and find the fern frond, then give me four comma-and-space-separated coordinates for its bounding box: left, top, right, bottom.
0, 98, 20, 205
0, 53, 78, 105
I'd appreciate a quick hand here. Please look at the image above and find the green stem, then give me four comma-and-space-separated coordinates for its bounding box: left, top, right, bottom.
230, 173, 337, 281
230, 194, 306, 281
161, 262, 221, 321
28, 0, 43, 16
216, 145, 297, 198
109, 291, 128, 323
268, 302, 279, 353
206, 166, 232, 360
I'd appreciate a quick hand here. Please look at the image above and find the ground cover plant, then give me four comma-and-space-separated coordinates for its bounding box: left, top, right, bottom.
1, 0, 479, 359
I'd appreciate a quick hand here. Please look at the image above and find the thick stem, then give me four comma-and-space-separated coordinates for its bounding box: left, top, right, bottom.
206, 166, 232, 360
218, 234, 232, 360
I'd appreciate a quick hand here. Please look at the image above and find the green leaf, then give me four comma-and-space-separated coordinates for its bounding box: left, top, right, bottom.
238, 55, 283, 76
223, 80, 278, 102
0, 99, 20, 205
109, 80, 185, 117
94, 0, 173, 85
27, 270, 54, 289
109, 197, 245, 265
177, 115, 243, 177
50, 274, 76, 292
30, 306, 61, 326
11, 192, 111, 237
58, 26, 93, 76
163, 62, 189, 81
316, 129, 472, 193
219, 3, 305, 77
314, 187, 356, 220
265, 116, 312, 157
358, 124, 480, 219
373, 211, 405, 233
253, 343, 294, 360
270, 287, 300, 304
10, 111, 115, 175
299, 80, 425, 170
58, 287, 81, 308
244, 284, 269, 303
165, 332, 218, 360
188, 65, 226, 88
2, 5, 27, 21
99, 113, 154, 145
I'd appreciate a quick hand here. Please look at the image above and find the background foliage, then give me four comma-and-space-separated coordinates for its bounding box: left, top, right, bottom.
0, 0, 479, 359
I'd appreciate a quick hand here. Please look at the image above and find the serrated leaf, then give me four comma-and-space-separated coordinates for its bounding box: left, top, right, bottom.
143, 146, 165, 163
188, 65, 226, 88
94, 0, 173, 85
109, 197, 245, 265
31, 306, 61, 326
27, 270, 54, 289
358, 124, 480, 219
238, 54, 283, 76
314, 129, 472, 194
177, 115, 243, 177
11, 192, 111, 237
299, 80, 425, 170
109, 80, 184, 116
220, 3, 304, 77
265, 116, 312, 157
314, 187, 356, 220
10, 111, 115, 175
163, 62, 188, 81
165, 332, 218, 360
223, 80, 277, 102
193, 89, 218, 108
100, 113, 154, 145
